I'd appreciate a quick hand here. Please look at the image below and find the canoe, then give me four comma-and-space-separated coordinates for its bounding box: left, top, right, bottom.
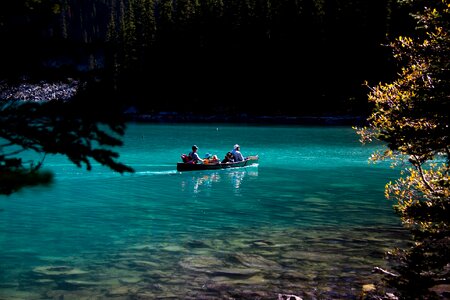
177, 155, 259, 172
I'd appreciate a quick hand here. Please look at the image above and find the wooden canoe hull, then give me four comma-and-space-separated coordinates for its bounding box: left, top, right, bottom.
177, 156, 258, 172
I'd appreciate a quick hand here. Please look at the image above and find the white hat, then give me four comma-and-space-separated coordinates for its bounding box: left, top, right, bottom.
234, 144, 240, 149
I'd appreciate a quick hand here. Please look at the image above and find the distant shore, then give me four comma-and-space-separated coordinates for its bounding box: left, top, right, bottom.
0, 80, 367, 126
124, 111, 367, 126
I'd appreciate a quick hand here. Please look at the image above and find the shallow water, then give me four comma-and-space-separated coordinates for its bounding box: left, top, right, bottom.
0, 123, 408, 299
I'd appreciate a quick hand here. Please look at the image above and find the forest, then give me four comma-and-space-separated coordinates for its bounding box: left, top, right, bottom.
0, 0, 415, 116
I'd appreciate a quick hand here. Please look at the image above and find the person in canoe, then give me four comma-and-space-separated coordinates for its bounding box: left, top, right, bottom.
231, 144, 245, 161
181, 145, 204, 164
221, 152, 235, 163
203, 153, 219, 165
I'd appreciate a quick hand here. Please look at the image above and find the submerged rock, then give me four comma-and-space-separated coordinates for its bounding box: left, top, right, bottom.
179, 256, 224, 273
63, 279, 99, 287
231, 252, 282, 270
278, 293, 303, 300
211, 268, 260, 278
32, 266, 88, 277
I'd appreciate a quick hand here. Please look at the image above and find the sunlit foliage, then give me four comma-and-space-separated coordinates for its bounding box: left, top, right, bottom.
356, 0, 449, 298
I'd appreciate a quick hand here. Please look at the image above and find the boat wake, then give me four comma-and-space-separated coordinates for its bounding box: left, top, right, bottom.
134, 170, 178, 176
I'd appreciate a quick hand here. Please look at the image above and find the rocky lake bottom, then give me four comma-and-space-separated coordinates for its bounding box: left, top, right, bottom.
1, 225, 407, 300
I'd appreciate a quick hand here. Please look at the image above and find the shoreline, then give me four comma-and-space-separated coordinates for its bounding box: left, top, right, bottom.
125, 112, 367, 126
0, 80, 367, 126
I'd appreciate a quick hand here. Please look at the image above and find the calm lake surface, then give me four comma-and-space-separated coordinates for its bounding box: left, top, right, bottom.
0, 123, 408, 299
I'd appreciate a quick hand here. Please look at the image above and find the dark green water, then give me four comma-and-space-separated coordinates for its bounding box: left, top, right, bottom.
0, 123, 408, 299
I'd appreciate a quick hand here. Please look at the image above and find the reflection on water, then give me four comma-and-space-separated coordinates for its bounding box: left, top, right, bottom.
180, 166, 259, 194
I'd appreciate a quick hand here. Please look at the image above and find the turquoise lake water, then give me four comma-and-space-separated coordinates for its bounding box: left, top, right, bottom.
0, 123, 408, 299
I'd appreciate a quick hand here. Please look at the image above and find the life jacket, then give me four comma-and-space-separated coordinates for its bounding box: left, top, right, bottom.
181, 154, 191, 163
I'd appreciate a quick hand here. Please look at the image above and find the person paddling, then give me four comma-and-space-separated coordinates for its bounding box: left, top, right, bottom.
187, 145, 204, 164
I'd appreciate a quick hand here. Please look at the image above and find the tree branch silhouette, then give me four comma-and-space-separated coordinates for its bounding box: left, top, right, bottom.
0, 81, 134, 195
